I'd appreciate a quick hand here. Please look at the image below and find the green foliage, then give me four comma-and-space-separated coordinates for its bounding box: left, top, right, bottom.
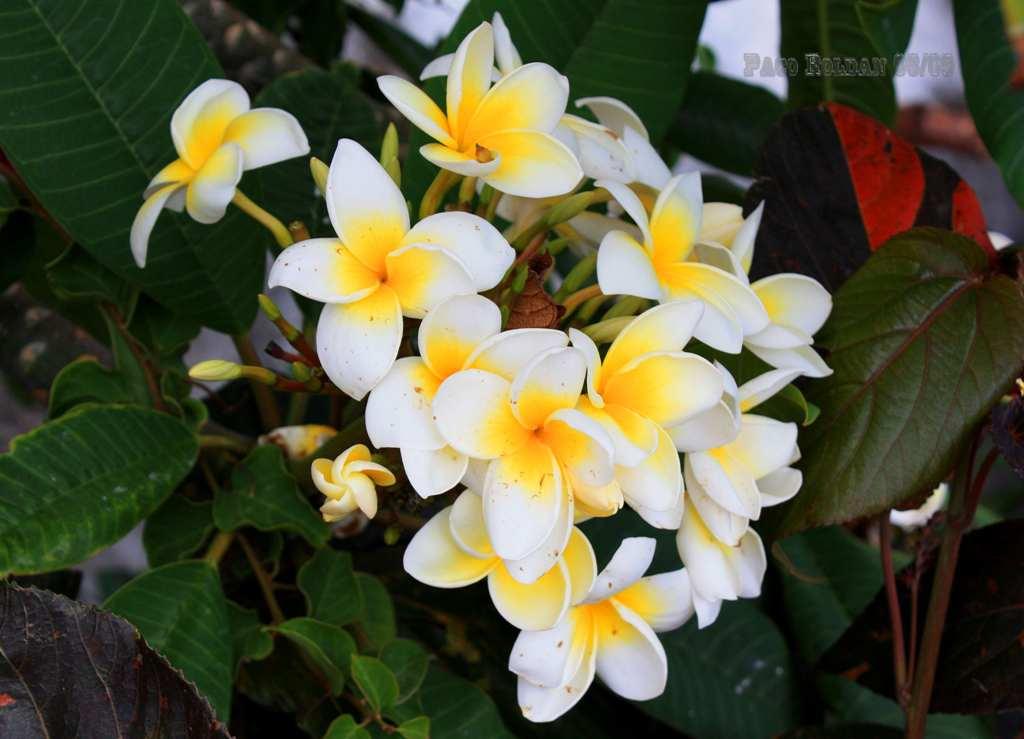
215, 445, 330, 546
351, 654, 400, 713
143, 496, 215, 567
353, 572, 398, 650
380, 639, 431, 704
227, 600, 274, 676
324, 714, 372, 739
104, 561, 234, 720
0, 405, 196, 575
298, 547, 363, 626
275, 617, 358, 694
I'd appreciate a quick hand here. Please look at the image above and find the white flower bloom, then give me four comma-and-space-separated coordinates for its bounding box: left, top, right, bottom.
403, 489, 595, 630
596, 175, 769, 352
510, 537, 693, 722
268, 139, 514, 400
131, 79, 309, 268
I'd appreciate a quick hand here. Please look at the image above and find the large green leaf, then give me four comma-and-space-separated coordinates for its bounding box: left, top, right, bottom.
0, 404, 197, 575
104, 561, 234, 720
297, 547, 363, 626
780, 0, 912, 124
143, 495, 214, 567
0, 584, 229, 737
416, 665, 515, 739
0, 0, 268, 332
274, 617, 357, 695
380, 638, 430, 705
770, 229, 1024, 537
954, 0, 1024, 206
639, 601, 801, 739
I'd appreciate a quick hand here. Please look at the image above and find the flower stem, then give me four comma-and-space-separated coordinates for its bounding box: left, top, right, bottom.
203, 531, 235, 566
199, 434, 252, 454
233, 190, 293, 248
880, 514, 909, 707
561, 284, 603, 314
232, 333, 282, 429
419, 169, 461, 220
238, 533, 286, 625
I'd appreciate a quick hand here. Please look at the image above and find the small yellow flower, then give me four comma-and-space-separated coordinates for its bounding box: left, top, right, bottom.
311, 444, 395, 522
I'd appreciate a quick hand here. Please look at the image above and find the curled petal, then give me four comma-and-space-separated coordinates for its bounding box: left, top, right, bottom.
596, 230, 662, 301
747, 342, 833, 378
730, 414, 799, 480
541, 408, 616, 492
758, 466, 802, 507
616, 425, 682, 512
171, 79, 249, 169
568, 328, 604, 407
401, 447, 468, 499
403, 212, 514, 291
563, 527, 597, 605
489, 559, 570, 631
615, 569, 694, 632
403, 507, 496, 587
686, 464, 750, 546
751, 272, 833, 339
267, 238, 380, 304
143, 159, 194, 198
699, 202, 745, 248
594, 179, 652, 244
130, 183, 183, 268
378, 75, 455, 147
650, 173, 702, 266
730, 201, 763, 274
517, 627, 596, 722
448, 489, 493, 558
737, 368, 802, 413
466, 328, 568, 381
419, 52, 456, 81
602, 301, 705, 379
685, 451, 759, 520
509, 611, 583, 689
668, 398, 741, 453
585, 536, 656, 602
593, 600, 667, 701
224, 108, 309, 170
492, 11, 523, 74
575, 96, 647, 139
185, 142, 243, 224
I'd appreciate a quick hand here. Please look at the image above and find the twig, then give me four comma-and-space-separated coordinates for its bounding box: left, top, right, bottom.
238, 533, 286, 624
561, 284, 603, 314
203, 531, 235, 566
103, 304, 167, 412
880, 515, 909, 707
232, 333, 282, 429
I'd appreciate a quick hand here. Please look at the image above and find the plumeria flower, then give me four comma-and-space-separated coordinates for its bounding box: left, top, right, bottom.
510, 537, 693, 722
420, 11, 521, 81
432, 344, 616, 562
131, 79, 309, 268
567, 302, 723, 521
312, 444, 395, 522
595, 175, 769, 353
268, 139, 514, 399
404, 489, 596, 630
378, 22, 582, 197
702, 204, 833, 377
366, 294, 567, 498
258, 424, 336, 460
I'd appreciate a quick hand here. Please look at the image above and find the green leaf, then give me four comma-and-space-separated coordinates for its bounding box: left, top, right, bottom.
770, 229, 1024, 537
298, 547, 363, 626
0, 0, 268, 332
0, 175, 18, 228
354, 572, 396, 650
777, 526, 888, 661
214, 445, 329, 546
955, 0, 1024, 206
780, 0, 905, 123
324, 714, 371, 739
129, 296, 201, 358
275, 617, 357, 695
351, 655, 400, 713
226, 600, 273, 677
143, 496, 214, 567
638, 600, 801, 738
417, 665, 514, 739
0, 404, 197, 575
254, 64, 380, 235
380, 638, 430, 704
755, 383, 819, 426
46, 245, 135, 317
48, 358, 139, 418
856, 0, 918, 60
397, 716, 431, 739
104, 561, 234, 720
0, 584, 229, 738
670, 71, 785, 176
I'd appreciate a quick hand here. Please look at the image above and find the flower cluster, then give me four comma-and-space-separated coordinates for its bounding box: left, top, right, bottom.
172, 14, 832, 723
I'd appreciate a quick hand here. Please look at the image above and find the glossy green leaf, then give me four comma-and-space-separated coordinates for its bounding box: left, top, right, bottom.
0, 405, 196, 575
104, 561, 233, 720
351, 654, 400, 713
354, 572, 396, 650
297, 547, 362, 626
954, 0, 1024, 206
0, 0, 268, 332
771, 229, 1024, 537
214, 445, 329, 546
417, 665, 514, 739
324, 714, 371, 739
143, 496, 214, 568
226, 600, 273, 677
397, 716, 431, 739
46, 245, 135, 317
275, 617, 357, 695
129, 296, 201, 358
380, 638, 430, 705
639, 601, 801, 738
856, 0, 918, 60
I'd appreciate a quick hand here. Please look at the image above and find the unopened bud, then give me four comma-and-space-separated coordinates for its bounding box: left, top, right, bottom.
310, 157, 329, 193
583, 316, 633, 344
291, 362, 312, 382
380, 123, 399, 165
258, 293, 282, 322
189, 359, 242, 382
383, 525, 401, 546
545, 191, 597, 227
238, 365, 278, 386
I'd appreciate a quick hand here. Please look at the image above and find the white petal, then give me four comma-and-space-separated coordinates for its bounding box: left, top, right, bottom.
403, 507, 495, 587
730, 201, 763, 274
594, 178, 651, 243
751, 272, 833, 338
699, 202, 744, 247
564, 527, 597, 605
667, 399, 741, 452
447, 21, 495, 143
448, 489, 492, 557
615, 570, 694, 632
365, 357, 445, 451
629, 488, 684, 530
224, 108, 309, 170
601, 351, 723, 428
461, 458, 490, 493
575, 96, 648, 139
130, 183, 182, 268
401, 446, 468, 499
738, 368, 802, 413
541, 408, 616, 492
746, 343, 833, 378
691, 241, 747, 282
517, 632, 596, 723
596, 230, 662, 301
616, 425, 682, 512
502, 491, 573, 584
622, 125, 671, 189
686, 464, 750, 546
420, 143, 501, 178
736, 528, 767, 598
585, 537, 655, 602
432, 369, 531, 459
692, 588, 723, 629
730, 414, 799, 480
419, 52, 456, 80
466, 328, 568, 381
418, 293, 502, 379
465, 63, 569, 142
510, 347, 586, 429
492, 11, 523, 74
568, 328, 604, 407
602, 300, 705, 378
509, 613, 580, 688
758, 466, 802, 507
267, 238, 380, 304
378, 75, 455, 147
316, 286, 403, 401
561, 115, 633, 183
171, 79, 249, 169
676, 505, 741, 601
384, 243, 476, 319
594, 601, 667, 701
403, 211, 514, 291
184, 142, 242, 224
567, 211, 642, 248
650, 172, 702, 264
477, 129, 582, 198
488, 558, 570, 630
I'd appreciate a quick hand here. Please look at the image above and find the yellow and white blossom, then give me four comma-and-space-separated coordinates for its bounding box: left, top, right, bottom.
312, 444, 395, 521
131, 79, 309, 268
378, 22, 582, 197
595, 175, 769, 352
366, 294, 567, 498
259, 424, 336, 460
431, 343, 615, 561
420, 11, 521, 82
510, 537, 693, 722
568, 302, 723, 519
268, 139, 514, 400
404, 489, 596, 630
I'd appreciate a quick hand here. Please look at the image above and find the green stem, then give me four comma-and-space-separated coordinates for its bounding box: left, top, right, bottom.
232, 333, 282, 429
238, 533, 286, 625
418, 169, 460, 220
233, 190, 293, 248
199, 434, 252, 454
204, 531, 235, 566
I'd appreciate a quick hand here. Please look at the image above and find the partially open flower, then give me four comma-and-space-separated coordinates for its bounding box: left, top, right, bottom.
131, 79, 309, 268
312, 444, 394, 522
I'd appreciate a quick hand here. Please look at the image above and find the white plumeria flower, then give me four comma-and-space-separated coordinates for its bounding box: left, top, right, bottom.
432, 344, 615, 562
595, 175, 769, 353
566, 97, 671, 189
131, 79, 309, 268
702, 203, 833, 377
268, 139, 514, 400
404, 489, 596, 630
259, 424, 336, 460
379, 22, 582, 197
366, 294, 567, 498
312, 444, 395, 521
567, 302, 723, 520
510, 537, 693, 722
420, 11, 521, 82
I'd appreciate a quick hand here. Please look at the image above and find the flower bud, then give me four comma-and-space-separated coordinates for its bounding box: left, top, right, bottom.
188, 359, 242, 382
310, 157, 329, 193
